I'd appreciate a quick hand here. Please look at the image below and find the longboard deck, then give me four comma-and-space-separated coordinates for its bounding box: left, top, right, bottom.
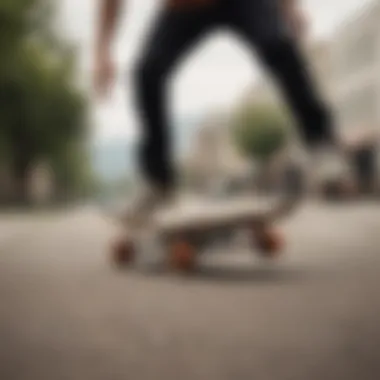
142, 194, 299, 236
110, 194, 299, 271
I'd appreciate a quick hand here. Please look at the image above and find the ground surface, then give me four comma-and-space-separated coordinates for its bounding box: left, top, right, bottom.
0, 201, 380, 380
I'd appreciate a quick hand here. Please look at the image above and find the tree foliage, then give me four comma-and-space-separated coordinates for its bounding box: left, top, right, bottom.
0, 0, 90, 203
232, 103, 290, 163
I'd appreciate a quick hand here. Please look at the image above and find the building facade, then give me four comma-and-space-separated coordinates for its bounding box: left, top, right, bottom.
329, 0, 380, 139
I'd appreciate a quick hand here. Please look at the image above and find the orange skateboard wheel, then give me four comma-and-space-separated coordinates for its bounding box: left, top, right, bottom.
253, 227, 284, 258
111, 238, 135, 267
168, 238, 197, 273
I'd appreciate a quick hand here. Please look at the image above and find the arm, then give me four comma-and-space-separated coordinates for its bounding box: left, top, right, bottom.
96, 0, 122, 59
94, 0, 123, 98
280, 0, 299, 12
280, 0, 308, 40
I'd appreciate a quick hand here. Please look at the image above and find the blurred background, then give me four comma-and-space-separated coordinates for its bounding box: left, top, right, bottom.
1, 1, 380, 380
1, 0, 379, 208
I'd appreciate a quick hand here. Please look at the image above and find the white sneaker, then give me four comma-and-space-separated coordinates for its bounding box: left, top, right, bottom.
308, 146, 352, 192
120, 183, 173, 229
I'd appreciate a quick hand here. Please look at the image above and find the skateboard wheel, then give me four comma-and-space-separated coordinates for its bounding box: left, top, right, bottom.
252, 227, 284, 258
168, 239, 196, 273
111, 238, 135, 267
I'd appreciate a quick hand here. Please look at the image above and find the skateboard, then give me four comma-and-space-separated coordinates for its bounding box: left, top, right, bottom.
110, 192, 300, 273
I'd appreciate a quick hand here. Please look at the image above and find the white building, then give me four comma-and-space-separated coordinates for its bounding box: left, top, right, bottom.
329, 0, 380, 139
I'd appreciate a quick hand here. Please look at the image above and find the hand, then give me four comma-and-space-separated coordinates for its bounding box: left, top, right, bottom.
93, 49, 116, 100
284, 5, 309, 40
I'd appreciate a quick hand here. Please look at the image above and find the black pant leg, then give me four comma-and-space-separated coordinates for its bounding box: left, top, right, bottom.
227, 0, 336, 148
134, 6, 216, 190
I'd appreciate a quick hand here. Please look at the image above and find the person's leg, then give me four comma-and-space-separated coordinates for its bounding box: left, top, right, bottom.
226, 0, 337, 149
134, 4, 217, 195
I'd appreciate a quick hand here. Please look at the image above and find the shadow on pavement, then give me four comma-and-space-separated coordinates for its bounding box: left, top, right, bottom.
189, 264, 312, 284
125, 262, 319, 286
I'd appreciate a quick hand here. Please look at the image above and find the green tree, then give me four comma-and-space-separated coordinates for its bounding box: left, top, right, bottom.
51, 140, 97, 201
1, 41, 88, 202
0, 0, 90, 204
232, 103, 290, 163
0, 0, 54, 70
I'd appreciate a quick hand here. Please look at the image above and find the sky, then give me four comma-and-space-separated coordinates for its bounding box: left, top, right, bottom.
58, 0, 373, 142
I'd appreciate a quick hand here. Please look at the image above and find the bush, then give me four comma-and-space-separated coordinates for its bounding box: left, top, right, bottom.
232, 103, 290, 163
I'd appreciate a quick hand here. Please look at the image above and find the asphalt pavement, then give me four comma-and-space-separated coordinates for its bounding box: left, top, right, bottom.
0, 201, 380, 380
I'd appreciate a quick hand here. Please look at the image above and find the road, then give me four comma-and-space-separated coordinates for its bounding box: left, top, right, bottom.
0, 201, 380, 380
